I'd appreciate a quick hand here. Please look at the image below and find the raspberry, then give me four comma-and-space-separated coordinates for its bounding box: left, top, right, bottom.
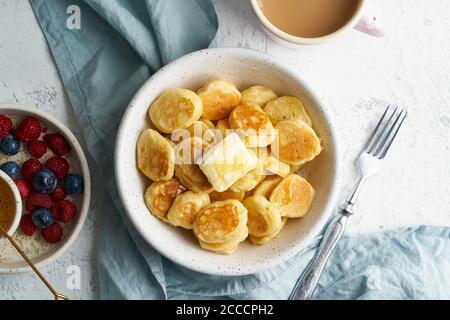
27, 140, 47, 158
14, 116, 41, 143
0, 114, 12, 138
51, 200, 76, 223
21, 159, 42, 180
41, 222, 63, 243
44, 156, 69, 179
20, 214, 37, 236
50, 186, 66, 201
15, 179, 31, 199
43, 133, 70, 156
26, 193, 52, 211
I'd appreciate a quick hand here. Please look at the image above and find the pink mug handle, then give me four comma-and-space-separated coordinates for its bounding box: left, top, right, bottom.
354, 6, 385, 37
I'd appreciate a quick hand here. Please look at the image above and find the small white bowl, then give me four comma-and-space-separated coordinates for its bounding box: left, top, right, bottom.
0, 104, 91, 273
115, 48, 341, 276
0, 170, 23, 236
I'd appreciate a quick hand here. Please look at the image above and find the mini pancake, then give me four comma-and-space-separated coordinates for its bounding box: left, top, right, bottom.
167, 191, 210, 229
271, 120, 321, 166
243, 195, 282, 237
269, 174, 315, 218
144, 179, 185, 222
264, 96, 312, 127
230, 160, 264, 192
241, 85, 277, 107
137, 129, 175, 181
174, 137, 214, 193
172, 120, 218, 145
250, 217, 287, 245
149, 88, 203, 133
255, 148, 290, 177
198, 223, 248, 254
185, 121, 218, 145
199, 238, 239, 255
229, 102, 276, 148
197, 80, 241, 120
175, 165, 214, 193
210, 189, 245, 202
193, 199, 247, 244
216, 118, 231, 139
253, 175, 282, 198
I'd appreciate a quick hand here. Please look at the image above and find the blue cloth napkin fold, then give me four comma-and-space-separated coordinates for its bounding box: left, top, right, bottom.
31, 0, 450, 300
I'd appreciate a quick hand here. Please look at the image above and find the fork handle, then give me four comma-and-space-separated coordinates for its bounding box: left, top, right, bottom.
289, 213, 349, 300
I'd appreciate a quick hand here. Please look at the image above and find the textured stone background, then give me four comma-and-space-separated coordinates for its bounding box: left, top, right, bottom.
0, 0, 449, 299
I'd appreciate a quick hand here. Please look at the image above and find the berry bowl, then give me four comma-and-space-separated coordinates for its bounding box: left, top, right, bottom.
115, 48, 341, 276
0, 103, 91, 273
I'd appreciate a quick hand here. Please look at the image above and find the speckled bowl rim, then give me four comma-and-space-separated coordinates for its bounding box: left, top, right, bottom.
0, 103, 91, 273
115, 47, 342, 276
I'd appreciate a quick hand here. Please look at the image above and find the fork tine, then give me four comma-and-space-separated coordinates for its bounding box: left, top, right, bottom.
365, 105, 392, 152
374, 108, 404, 157
368, 105, 398, 154
378, 109, 408, 159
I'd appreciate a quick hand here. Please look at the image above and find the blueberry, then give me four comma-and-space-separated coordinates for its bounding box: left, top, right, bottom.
32, 169, 57, 194
31, 208, 54, 228
0, 161, 20, 180
63, 173, 84, 195
0, 134, 20, 156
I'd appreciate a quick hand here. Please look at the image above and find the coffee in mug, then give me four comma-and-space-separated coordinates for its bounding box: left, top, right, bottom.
257, 0, 361, 38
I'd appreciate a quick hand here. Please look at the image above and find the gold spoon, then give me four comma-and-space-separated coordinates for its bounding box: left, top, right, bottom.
0, 223, 69, 300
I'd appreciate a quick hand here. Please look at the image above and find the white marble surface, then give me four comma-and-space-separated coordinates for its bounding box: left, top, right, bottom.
1, 0, 449, 299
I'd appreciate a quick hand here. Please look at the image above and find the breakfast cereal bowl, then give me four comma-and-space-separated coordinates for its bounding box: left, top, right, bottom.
0, 104, 91, 273
115, 48, 341, 276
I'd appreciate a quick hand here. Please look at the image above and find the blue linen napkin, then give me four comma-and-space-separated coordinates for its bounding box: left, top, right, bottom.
31, 0, 450, 300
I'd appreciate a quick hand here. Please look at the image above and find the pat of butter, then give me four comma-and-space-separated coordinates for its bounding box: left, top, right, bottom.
199, 133, 259, 192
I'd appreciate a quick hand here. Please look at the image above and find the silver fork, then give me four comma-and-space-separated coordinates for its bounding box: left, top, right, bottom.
289, 105, 408, 300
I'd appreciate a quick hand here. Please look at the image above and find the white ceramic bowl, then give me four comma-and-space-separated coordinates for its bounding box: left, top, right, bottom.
115, 48, 341, 276
0, 104, 91, 273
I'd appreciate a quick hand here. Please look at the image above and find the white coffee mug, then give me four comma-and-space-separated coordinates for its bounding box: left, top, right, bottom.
250, 0, 385, 46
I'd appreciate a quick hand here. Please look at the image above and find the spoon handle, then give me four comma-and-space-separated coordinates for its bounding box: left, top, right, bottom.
0, 224, 69, 300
